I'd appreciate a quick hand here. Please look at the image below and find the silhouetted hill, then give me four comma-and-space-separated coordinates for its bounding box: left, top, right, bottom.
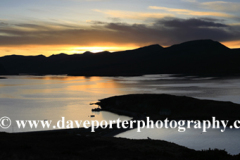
134, 44, 163, 52
0, 63, 6, 75
168, 39, 229, 52
0, 39, 240, 76
49, 53, 68, 58
83, 51, 93, 55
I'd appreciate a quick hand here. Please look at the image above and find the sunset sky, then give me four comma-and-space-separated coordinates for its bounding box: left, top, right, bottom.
1, 0, 240, 56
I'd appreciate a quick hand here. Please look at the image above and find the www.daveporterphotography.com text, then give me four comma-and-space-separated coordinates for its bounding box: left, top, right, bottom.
2, 116, 240, 133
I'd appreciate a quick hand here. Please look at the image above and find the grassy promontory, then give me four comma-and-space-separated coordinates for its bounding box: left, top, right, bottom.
97, 94, 240, 124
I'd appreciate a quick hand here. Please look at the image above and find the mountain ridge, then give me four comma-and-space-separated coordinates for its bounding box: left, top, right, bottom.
0, 39, 239, 76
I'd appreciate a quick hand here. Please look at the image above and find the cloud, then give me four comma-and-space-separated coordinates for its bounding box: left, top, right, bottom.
53, 0, 110, 1
149, 6, 234, 18
181, 0, 197, 2
0, 17, 240, 47
181, 0, 240, 12
0, 21, 8, 27
93, 9, 174, 20
229, 23, 240, 26
155, 17, 227, 28
102, 18, 238, 45
201, 1, 240, 12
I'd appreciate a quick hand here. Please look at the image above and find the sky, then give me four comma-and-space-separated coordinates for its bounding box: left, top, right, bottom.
1, 0, 240, 56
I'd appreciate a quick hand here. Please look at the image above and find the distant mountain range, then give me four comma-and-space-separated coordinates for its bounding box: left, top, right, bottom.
0, 39, 240, 76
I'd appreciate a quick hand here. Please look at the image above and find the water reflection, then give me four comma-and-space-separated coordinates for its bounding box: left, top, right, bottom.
0, 75, 130, 133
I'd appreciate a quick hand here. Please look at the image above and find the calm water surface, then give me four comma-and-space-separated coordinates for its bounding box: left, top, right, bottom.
1, 75, 240, 154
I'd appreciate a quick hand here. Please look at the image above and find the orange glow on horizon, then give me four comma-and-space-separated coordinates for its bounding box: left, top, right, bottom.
221, 40, 240, 49
0, 41, 239, 57
0, 44, 139, 57
69, 46, 137, 54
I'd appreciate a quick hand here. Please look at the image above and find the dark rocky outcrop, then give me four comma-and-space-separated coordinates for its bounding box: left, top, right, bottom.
98, 94, 240, 122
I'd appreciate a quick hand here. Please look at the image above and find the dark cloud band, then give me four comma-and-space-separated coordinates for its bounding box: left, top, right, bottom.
0, 17, 239, 46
